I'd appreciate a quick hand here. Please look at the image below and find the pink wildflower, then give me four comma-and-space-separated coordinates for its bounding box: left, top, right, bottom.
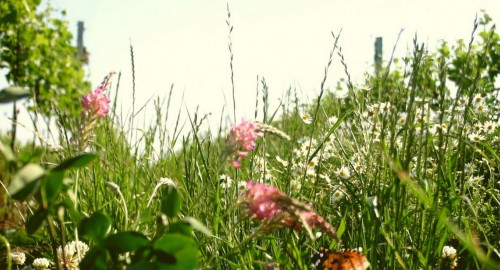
241, 181, 286, 221
77, 72, 114, 151
239, 181, 338, 240
82, 87, 111, 118
229, 119, 263, 168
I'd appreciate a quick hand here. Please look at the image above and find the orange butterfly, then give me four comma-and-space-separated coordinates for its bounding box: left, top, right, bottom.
312, 248, 370, 270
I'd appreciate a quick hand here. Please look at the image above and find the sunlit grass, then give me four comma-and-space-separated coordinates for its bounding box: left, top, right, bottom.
1, 12, 500, 270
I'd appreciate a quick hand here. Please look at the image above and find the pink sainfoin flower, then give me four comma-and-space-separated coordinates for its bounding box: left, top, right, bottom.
82, 87, 110, 118
77, 72, 114, 151
239, 181, 338, 240
229, 119, 263, 168
241, 181, 285, 221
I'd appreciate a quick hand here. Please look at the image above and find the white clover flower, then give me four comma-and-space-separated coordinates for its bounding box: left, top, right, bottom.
442, 245, 457, 259
57, 240, 89, 269
219, 174, 233, 189
11, 251, 26, 265
441, 245, 458, 269
300, 112, 313, 124
335, 166, 351, 180
32, 258, 50, 270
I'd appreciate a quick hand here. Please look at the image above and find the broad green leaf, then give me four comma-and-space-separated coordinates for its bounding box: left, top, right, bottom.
182, 217, 212, 237
168, 221, 192, 236
79, 247, 109, 270
0, 85, 30, 103
60, 198, 80, 224
153, 234, 197, 270
79, 212, 111, 241
26, 208, 48, 234
53, 153, 98, 171
128, 262, 156, 270
0, 140, 15, 163
161, 187, 181, 218
8, 163, 45, 200
104, 232, 149, 254
42, 170, 65, 202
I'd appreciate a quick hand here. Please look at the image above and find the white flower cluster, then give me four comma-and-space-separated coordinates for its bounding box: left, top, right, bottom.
441, 245, 457, 259
11, 251, 26, 265
57, 240, 89, 270
32, 258, 50, 269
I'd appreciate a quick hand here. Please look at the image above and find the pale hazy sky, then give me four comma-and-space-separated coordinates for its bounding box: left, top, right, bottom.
2, 0, 500, 142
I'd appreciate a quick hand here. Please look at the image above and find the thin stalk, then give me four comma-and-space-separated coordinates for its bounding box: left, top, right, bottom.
0, 235, 11, 270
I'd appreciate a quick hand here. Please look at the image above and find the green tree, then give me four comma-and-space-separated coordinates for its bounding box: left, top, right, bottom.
0, 0, 89, 138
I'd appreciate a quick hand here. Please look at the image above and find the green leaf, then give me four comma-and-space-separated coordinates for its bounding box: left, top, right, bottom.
104, 232, 150, 254
336, 217, 346, 239
168, 222, 192, 236
0, 85, 30, 103
161, 187, 181, 218
60, 198, 80, 224
53, 153, 98, 171
153, 234, 197, 270
8, 163, 45, 200
128, 262, 157, 270
26, 208, 48, 234
42, 170, 65, 202
79, 212, 111, 241
79, 247, 109, 270
0, 140, 16, 163
182, 217, 212, 236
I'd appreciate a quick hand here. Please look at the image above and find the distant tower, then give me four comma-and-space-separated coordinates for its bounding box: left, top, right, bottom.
374, 37, 383, 75
77, 21, 88, 64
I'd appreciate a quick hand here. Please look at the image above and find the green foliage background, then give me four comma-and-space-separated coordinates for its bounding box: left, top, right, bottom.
0, 0, 89, 119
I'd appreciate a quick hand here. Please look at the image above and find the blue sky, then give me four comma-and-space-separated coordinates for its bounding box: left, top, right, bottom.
2, 0, 500, 142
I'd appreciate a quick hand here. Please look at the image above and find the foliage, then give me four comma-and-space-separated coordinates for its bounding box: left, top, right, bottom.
0, 0, 89, 119
1, 10, 500, 270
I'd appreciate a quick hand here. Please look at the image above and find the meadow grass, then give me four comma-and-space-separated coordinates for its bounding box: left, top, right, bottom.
1, 13, 500, 270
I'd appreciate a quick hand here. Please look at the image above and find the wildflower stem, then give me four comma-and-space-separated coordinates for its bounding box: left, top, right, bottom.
57, 207, 68, 270
40, 185, 63, 270
0, 235, 11, 270
73, 170, 80, 242
106, 182, 128, 230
